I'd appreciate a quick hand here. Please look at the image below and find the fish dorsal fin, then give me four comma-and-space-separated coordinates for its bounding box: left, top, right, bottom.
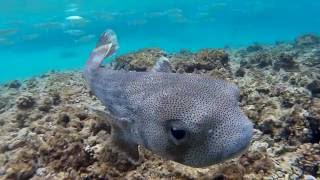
152, 56, 172, 73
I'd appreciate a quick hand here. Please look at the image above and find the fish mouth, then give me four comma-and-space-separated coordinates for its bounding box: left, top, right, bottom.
227, 137, 251, 159
204, 120, 253, 166
226, 121, 253, 159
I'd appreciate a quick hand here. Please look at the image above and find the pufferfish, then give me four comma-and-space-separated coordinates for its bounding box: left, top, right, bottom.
84, 29, 253, 167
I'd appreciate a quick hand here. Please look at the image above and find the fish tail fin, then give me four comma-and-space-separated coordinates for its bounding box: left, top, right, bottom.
85, 29, 119, 73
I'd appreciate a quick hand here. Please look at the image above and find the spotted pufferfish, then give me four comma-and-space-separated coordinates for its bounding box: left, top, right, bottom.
84, 29, 253, 167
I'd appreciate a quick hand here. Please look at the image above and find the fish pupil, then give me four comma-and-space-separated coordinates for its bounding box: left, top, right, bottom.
171, 128, 186, 140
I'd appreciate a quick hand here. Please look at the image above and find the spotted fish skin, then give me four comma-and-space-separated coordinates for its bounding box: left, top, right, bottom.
84, 30, 253, 167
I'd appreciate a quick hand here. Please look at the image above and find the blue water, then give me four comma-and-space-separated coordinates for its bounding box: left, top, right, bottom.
1, 0, 320, 83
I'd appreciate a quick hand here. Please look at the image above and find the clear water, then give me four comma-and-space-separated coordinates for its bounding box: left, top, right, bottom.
1, 0, 320, 83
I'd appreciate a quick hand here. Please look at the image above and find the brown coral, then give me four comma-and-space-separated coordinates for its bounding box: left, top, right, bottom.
113, 48, 165, 71
295, 34, 320, 48
3, 151, 37, 179
296, 143, 320, 176
172, 49, 233, 79
6, 80, 22, 89
307, 80, 320, 98
16, 95, 35, 110
240, 51, 274, 69
273, 53, 300, 72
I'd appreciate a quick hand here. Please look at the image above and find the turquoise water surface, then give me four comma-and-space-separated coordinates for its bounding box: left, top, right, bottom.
1, 0, 320, 83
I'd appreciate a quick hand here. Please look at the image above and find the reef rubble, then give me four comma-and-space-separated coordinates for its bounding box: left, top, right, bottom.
0, 34, 319, 179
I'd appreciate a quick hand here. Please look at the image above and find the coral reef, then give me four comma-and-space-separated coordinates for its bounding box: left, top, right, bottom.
113, 48, 166, 72
171, 49, 232, 80
0, 34, 320, 179
6, 80, 22, 89
296, 143, 320, 176
273, 53, 300, 72
242, 51, 274, 69
307, 80, 320, 97
295, 34, 320, 48
16, 94, 36, 110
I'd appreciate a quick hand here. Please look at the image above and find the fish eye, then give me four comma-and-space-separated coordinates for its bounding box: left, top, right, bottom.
170, 127, 186, 140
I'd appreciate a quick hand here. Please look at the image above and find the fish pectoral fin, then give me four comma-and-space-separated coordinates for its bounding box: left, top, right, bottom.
87, 105, 133, 126
87, 105, 114, 122
111, 126, 140, 163
87, 105, 139, 162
